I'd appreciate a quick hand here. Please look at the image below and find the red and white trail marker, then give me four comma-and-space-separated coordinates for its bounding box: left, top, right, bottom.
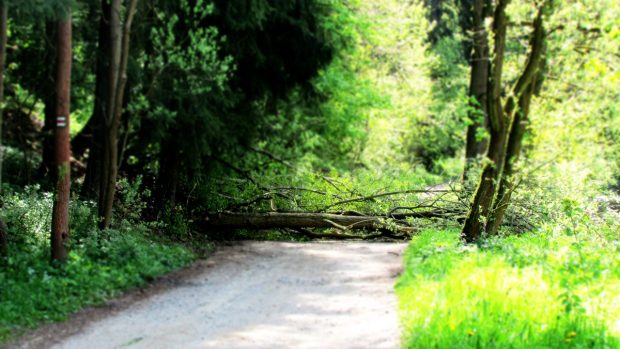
56, 116, 67, 128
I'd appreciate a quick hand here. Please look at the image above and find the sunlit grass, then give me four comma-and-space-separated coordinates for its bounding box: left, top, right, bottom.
396, 229, 620, 348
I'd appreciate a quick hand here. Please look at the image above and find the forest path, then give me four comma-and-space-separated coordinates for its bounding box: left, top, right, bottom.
18, 241, 406, 349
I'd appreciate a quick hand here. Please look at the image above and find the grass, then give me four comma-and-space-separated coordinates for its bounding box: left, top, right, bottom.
396, 227, 620, 348
0, 230, 195, 344
0, 188, 196, 344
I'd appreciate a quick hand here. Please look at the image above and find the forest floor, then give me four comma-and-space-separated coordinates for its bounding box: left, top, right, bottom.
11, 241, 406, 349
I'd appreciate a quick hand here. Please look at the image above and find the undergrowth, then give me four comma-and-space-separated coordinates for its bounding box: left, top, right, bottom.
396, 211, 620, 348
0, 187, 195, 344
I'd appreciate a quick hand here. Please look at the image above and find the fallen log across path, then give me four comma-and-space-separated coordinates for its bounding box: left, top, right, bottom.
201, 210, 465, 238
205, 212, 400, 229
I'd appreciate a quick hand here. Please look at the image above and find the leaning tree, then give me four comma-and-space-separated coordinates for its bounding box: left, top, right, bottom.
461, 0, 551, 242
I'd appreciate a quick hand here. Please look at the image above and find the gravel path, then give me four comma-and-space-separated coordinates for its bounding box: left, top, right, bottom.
19, 241, 406, 349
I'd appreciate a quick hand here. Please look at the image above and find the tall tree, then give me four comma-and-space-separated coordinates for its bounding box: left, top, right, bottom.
486, 6, 547, 236
51, 7, 72, 262
462, 0, 491, 182
461, 1, 550, 242
100, 0, 138, 228
38, 22, 59, 186
81, 0, 112, 201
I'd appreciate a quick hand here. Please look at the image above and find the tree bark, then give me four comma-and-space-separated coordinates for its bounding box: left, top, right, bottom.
463, 0, 491, 183
486, 5, 547, 236
81, 0, 112, 200
461, 1, 550, 242
97, 0, 122, 221
202, 212, 416, 234
461, 0, 510, 243
39, 22, 58, 186
100, 0, 138, 229
51, 13, 72, 263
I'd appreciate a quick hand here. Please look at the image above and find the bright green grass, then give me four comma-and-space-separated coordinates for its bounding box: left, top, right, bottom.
0, 230, 195, 344
396, 229, 620, 348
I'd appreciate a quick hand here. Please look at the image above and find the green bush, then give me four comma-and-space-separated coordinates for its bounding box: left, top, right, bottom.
396, 223, 620, 348
0, 188, 195, 344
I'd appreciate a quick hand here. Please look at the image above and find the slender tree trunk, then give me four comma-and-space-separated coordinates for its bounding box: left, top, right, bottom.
82, 0, 112, 200
97, 0, 122, 221
40, 22, 58, 186
462, 0, 491, 183
461, 0, 510, 243
485, 83, 534, 235
101, 0, 138, 228
486, 6, 547, 236
51, 13, 72, 263
0, 4, 8, 258
461, 1, 549, 242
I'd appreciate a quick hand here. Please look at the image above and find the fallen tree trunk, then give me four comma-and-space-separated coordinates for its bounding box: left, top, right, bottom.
204, 212, 400, 230
201, 210, 466, 236
283, 228, 402, 240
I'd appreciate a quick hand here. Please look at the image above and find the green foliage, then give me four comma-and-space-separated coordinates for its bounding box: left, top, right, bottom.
393, 3, 620, 345
408, 33, 469, 172
0, 188, 195, 344
397, 222, 620, 348
0, 0, 619, 345
498, 0, 620, 201
0, 146, 40, 187
118, 0, 345, 204
128, 0, 234, 165
197, 161, 445, 220
6, 0, 74, 20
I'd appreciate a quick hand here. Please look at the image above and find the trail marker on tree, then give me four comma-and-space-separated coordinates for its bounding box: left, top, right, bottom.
51, 10, 72, 263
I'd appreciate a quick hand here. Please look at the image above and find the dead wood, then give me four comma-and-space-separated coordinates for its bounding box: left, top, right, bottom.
203, 212, 404, 230
200, 209, 466, 237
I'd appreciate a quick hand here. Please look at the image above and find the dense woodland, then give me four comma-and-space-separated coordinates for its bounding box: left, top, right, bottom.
0, 0, 619, 347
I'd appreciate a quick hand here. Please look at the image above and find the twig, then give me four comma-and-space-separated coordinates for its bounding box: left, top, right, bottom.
247, 145, 295, 169
321, 189, 452, 211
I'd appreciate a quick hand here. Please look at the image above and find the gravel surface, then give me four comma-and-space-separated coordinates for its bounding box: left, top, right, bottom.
18, 241, 406, 349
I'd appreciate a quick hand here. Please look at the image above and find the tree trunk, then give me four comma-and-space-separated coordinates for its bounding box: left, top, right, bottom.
486, 5, 547, 236
485, 83, 534, 235
461, 0, 510, 243
202, 212, 416, 234
97, 0, 122, 222
463, 0, 491, 183
82, 0, 112, 200
461, 1, 550, 242
51, 13, 72, 263
0, 4, 7, 258
39, 22, 58, 187
101, 0, 138, 228
461, 122, 508, 242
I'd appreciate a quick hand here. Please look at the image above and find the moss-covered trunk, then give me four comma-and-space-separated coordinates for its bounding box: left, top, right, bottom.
462, 2, 549, 241
486, 7, 547, 236
461, 0, 510, 243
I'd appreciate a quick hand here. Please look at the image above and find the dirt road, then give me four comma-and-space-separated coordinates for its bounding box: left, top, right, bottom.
18, 241, 406, 349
